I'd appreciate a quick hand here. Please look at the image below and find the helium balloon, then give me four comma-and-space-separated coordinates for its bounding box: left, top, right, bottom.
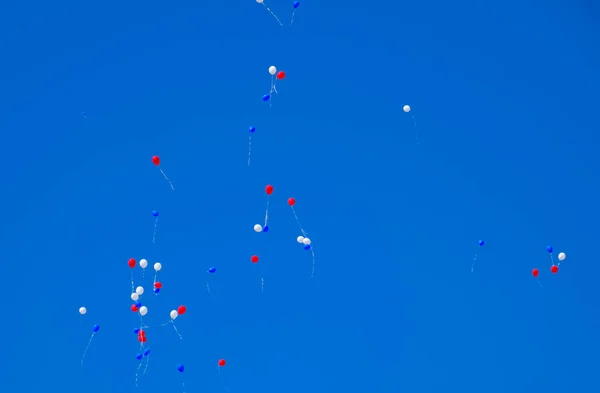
170, 310, 178, 320
403, 105, 411, 113
131, 305, 139, 312
177, 305, 187, 315
139, 259, 148, 269
297, 235, 305, 243
136, 286, 144, 295
154, 288, 160, 294
276, 71, 286, 80
134, 301, 142, 308
152, 210, 159, 217
143, 348, 151, 356
293, 1, 300, 8
269, 66, 277, 75
131, 293, 139, 301
254, 224, 263, 232
262, 94, 271, 102
128, 258, 136, 268
208, 267, 216, 273
152, 155, 160, 166
302, 237, 311, 245
154, 282, 162, 289
139, 306, 148, 316
558, 252, 566, 261
532, 268, 539, 277
551, 265, 558, 274
136, 353, 143, 360
218, 359, 226, 367
251, 255, 259, 263
154, 262, 162, 271
288, 198, 296, 206
304, 245, 311, 250
177, 364, 185, 372
79, 307, 87, 315
249, 126, 256, 133
256, 0, 263, 3
265, 184, 274, 195
546, 245, 553, 253
134, 328, 140, 334
290, 1, 300, 25
151, 155, 175, 190
478, 240, 485, 246
263, 225, 269, 232
93, 324, 100, 332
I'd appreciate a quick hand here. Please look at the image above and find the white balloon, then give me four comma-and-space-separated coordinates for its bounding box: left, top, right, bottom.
254, 224, 263, 232
558, 252, 566, 261
139, 306, 148, 316
139, 259, 148, 269
403, 105, 411, 113
297, 235, 305, 243
302, 237, 311, 245
136, 286, 144, 295
256, 0, 264, 3
154, 262, 162, 271
170, 310, 178, 320
131, 293, 139, 301
79, 307, 87, 315
269, 66, 277, 75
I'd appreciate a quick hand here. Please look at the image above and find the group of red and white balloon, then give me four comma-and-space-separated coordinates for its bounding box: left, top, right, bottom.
532, 250, 566, 278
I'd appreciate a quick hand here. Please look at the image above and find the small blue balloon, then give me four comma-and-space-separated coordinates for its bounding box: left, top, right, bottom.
93, 324, 100, 332
262, 94, 271, 102
136, 353, 143, 360
154, 288, 160, 294
263, 225, 269, 232
152, 210, 159, 217
249, 126, 256, 133
208, 267, 216, 273
478, 240, 485, 246
293, 1, 300, 8
177, 364, 185, 372
304, 245, 311, 250
135, 301, 142, 308
546, 245, 553, 253
144, 349, 151, 356
133, 328, 140, 334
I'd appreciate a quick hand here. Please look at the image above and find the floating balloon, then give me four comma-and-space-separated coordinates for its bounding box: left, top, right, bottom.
93, 324, 99, 332
177, 364, 185, 372
143, 348, 151, 357
151, 155, 175, 190
297, 235, 305, 243
81, 324, 100, 366
208, 267, 216, 273
551, 265, 558, 274
263, 225, 269, 232
154, 282, 162, 289
79, 307, 87, 315
256, 0, 283, 26
546, 245, 553, 253
140, 259, 148, 269
262, 185, 273, 228
478, 240, 485, 246
154, 288, 160, 295
248, 126, 256, 165
532, 268, 539, 277
139, 306, 148, 316
302, 237, 311, 245
290, 1, 300, 25
265, 184, 274, 195
152, 210, 160, 243
288, 197, 316, 278
128, 258, 136, 268
403, 105, 411, 113
152, 155, 160, 166
262, 94, 271, 102
472, 240, 485, 272
269, 66, 277, 75
135, 301, 142, 308
293, 0, 300, 7
170, 310, 178, 320
177, 305, 187, 315
131, 293, 139, 301
288, 198, 296, 206
131, 305, 139, 312
254, 224, 263, 232
136, 286, 144, 295
136, 353, 143, 360
251, 255, 259, 263
218, 359, 226, 367
276, 71, 286, 80
558, 252, 566, 261
154, 262, 162, 271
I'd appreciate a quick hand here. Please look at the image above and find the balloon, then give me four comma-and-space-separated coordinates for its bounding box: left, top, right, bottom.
263, 225, 269, 232
152, 155, 160, 166
131, 293, 139, 301
288, 197, 296, 206
302, 237, 311, 245
138, 334, 147, 343
249, 126, 256, 133
154, 282, 162, 289
152, 210, 159, 217
143, 349, 151, 356
251, 255, 259, 263
478, 240, 484, 246
93, 324, 100, 332
79, 307, 87, 315
532, 268, 539, 277
208, 267, 216, 273
304, 245, 311, 250
135, 301, 142, 308
256, 0, 264, 3
269, 66, 277, 75
154, 262, 162, 271
134, 328, 140, 334
177, 305, 187, 315
551, 265, 558, 274
140, 259, 148, 269
128, 258, 136, 268
131, 305, 139, 312
297, 236, 305, 243
266, 184, 274, 195
177, 364, 185, 372
262, 94, 271, 101
170, 310, 178, 320
558, 252, 566, 261
276, 71, 286, 80
403, 105, 411, 113
136, 353, 143, 360
293, 1, 300, 8
136, 286, 144, 295
218, 359, 226, 367
154, 288, 160, 294
546, 245, 553, 253
254, 224, 263, 232
139, 306, 148, 316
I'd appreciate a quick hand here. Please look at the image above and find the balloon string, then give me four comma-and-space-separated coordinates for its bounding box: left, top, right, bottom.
80, 332, 96, 367
248, 135, 252, 166
290, 206, 308, 237
471, 254, 477, 273
135, 357, 144, 386
310, 247, 316, 279
289, 10, 296, 26
264, 196, 270, 227
261, 277, 264, 292
142, 354, 150, 376
262, 3, 283, 26
152, 217, 158, 244
412, 115, 419, 144
159, 168, 175, 191
131, 271, 135, 294
206, 281, 217, 302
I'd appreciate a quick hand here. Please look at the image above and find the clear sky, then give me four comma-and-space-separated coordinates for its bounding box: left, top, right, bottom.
1, 1, 599, 392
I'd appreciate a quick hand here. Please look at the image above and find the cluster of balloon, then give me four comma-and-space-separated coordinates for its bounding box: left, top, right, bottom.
151, 155, 175, 191
78, 304, 100, 367
290, 1, 300, 25
288, 197, 316, 278
471, 240, 485, 273
263, 66, 287, 104
263, 184, 274, 230
532, 246, 567, 287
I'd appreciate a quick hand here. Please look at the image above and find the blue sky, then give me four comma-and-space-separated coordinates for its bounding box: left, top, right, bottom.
1, 1, 599, 392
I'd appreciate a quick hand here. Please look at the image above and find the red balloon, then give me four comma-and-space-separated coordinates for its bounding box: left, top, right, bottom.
265, 184, 274, 195
551, 265, 558, 274
138, 335, 147, 343
138, 329, 146, 336
128, 258, 136, 268
131, 305, 139, 312
276, 71, 286, 80
287, 197, 296, 206
177, 305, 187, 315
154, 282, 162, 289
532, 268, 539, 277
152, 155, 160, 166
218, 359, 226, 367
251, 255, 259, 263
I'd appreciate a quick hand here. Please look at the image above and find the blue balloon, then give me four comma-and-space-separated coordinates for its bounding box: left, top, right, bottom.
143, 349, 151, 356
546, 245, 553, 253
152, 210, 159, 217
135, 301, 142, 308
208, 267, 216, 273
154, 287, 160, 294
304, 245, 311, 250
93, 324, 100, 332
133, 328, 140, 334
293, 1, 300, 8
177, 364, 185, 372
478, 240, 485, 246
263, 225, 269, 232
262, 94, 271, 101
136, 353, 143, 360
249, 126, 256, 133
